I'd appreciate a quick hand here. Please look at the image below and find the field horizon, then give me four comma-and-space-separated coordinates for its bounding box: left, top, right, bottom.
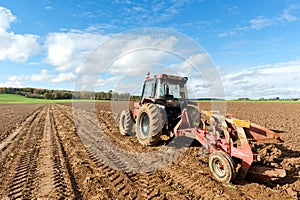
0, 93, 299, 104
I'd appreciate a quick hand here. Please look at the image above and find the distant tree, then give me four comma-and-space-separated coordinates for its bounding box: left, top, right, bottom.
44, 92, 53, 99
105, 90, 113, 100
99, 91, 106, 100
0, 88, 5, 94
130, 95, 141, 101
53, 91, 62, 99
236, 97, 250, 101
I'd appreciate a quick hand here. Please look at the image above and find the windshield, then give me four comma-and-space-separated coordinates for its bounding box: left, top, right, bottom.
155, 79, 186, 99
168, 83, 180, 98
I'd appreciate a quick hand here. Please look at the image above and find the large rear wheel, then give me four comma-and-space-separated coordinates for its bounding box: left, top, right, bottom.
209, 151, 236, 183
136, 103, 164, 146
119, 110, 134, 135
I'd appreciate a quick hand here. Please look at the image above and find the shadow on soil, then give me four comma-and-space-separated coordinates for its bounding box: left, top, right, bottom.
270, 129, 286, 134
263, 144, 300, 187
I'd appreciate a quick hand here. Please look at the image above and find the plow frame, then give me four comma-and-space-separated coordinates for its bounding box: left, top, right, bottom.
174, 109, 285, 181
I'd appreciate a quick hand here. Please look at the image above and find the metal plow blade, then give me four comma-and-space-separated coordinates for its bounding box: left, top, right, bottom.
245, 122, 284, 143
247, 166, 286, 183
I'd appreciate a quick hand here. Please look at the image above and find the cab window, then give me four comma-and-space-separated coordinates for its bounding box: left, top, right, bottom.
142, 80, 153, 98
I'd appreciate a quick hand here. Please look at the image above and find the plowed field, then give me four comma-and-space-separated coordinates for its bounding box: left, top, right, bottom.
0, 102, 299, 199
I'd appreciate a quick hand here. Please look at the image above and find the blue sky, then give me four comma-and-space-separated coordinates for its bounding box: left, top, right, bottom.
0, 0, 300, 99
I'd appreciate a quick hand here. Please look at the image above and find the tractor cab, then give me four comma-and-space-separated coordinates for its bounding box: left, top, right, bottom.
132, 73, 194, 134
140, 73, 188, 106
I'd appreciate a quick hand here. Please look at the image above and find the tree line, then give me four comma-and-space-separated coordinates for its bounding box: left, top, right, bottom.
0, 87, 140, 101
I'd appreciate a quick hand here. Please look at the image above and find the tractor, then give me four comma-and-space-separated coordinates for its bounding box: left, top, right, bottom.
119, 73, 286, 183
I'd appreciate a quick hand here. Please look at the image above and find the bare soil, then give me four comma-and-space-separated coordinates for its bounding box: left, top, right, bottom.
0, 104, 43, 142
0, 102, 299, 199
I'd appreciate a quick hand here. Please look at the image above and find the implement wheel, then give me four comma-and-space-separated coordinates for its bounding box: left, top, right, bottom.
136, 103, 164, 146
119, 110, 134, 135
209, 151, 236, 183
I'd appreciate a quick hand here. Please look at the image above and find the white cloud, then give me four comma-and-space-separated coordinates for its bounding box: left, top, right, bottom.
166, 53, 224, 99
0, 7, 39, 62
8, 69, 52, 82
96, 51, 222, 99
250, 16, 274, 30
0, 81, 25, 88
51, 72, 76, 83
6, 69, 77, 86
45, 30, 109, 72
113, 0, 193, 26
279, 3, 300, 22
73, 29, 226, 100
78, 34, 179, 75
31, 69, 50, 81
222, 60, 300, 99
218, 4, 300, 37
0, 6, 15, 31
73, 34, 181, 91
45, 33, 75, 68
218, 31, 236, 38
227, 5, 238, 14
45, 6, 54, 10
183, 53, 210, 69
280, 10, 297, 22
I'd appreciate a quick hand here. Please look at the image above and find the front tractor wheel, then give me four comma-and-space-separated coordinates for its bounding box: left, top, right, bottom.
209, 151, 236, 183
136, 103, 164, 146
119, 110, 134, 135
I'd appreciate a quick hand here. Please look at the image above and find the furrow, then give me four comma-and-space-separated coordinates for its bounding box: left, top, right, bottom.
5, 106, 47, 199
51, 105, 83, 199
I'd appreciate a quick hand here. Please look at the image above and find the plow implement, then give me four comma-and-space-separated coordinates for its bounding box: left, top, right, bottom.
174, 110, 286, 183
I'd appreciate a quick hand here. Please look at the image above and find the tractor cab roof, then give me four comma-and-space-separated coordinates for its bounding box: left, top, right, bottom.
145, 73, 188, 82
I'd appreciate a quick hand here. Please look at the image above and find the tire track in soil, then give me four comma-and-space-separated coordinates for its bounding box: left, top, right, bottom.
0, 106, 41, 170
0, 105, 82, 199
92, 109, 215, 199
97, 111, 143, 152
50, 105, 83, 199
0, 105, 47, 199
55, 104, 139, 199
35, 105, 80, 199
52, 104, 136, 199
0, 104, 43, 143
56, 104, 189, 199
75, 106, 249, 199
95, 110, 193, 199
63, 104, 218, 199
75, 104, 234, 199
161, 149, 240, 200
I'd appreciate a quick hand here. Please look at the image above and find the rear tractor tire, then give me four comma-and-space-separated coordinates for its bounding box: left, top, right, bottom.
136, 103, 165, 146
209, 151, 236, 183
119, 110, 134, 135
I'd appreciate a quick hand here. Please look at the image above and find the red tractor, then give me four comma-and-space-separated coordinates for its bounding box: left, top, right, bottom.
119, 73, 286, 183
